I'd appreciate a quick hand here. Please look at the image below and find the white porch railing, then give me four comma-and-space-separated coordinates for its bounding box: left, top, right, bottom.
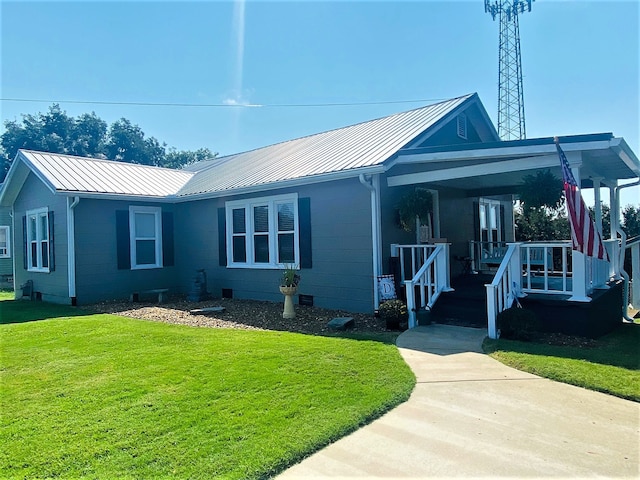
486, 241, 614, 339
390, 242, 452, 328
485, 243, 523, 339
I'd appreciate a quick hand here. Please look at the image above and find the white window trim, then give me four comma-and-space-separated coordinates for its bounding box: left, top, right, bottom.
26, 207, 49, 272
225, 193, 299, 269
129, 206, 163, 270
0, 225, 10, 259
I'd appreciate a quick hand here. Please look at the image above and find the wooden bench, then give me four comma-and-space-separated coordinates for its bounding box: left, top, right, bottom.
130, 288, 169, 304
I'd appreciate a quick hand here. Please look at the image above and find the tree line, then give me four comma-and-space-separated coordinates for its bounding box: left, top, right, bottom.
0, 104, 216, 182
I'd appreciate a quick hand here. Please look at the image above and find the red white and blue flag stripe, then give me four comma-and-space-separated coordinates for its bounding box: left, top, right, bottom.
556, 140, 609, 261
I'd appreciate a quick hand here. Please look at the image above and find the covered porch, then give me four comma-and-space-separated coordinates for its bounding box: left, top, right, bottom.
383, 133, 639, 338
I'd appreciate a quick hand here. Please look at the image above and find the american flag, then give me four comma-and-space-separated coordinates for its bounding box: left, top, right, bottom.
556, 140, 609, 261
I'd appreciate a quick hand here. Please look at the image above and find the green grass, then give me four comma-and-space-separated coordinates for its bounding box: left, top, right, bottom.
0, 300, 415, 479
483, 324, 640, 402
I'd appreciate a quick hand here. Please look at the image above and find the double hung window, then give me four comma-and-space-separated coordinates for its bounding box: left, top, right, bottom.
26, 208, 49, 272
226, 194, 298, 268
0, 226, 9, 258
129, 206, 163, 269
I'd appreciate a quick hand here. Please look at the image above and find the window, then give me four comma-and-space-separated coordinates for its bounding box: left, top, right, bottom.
129, 206, 163, 269
0, 226, 10, 258
479, 198, 501, 243
226, 194, 299, 268
26, 208, 49, 272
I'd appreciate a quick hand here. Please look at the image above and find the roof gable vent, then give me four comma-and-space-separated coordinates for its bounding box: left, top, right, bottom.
457, 113, 468, 140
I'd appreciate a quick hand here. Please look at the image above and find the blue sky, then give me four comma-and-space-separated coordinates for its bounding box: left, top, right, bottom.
1, 0, 638, 205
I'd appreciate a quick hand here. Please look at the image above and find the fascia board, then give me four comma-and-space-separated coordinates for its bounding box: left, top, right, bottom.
174, 165, 385, 202
395, 140, 613, 165
610, 137, 640, 176
0, 152, 54, 206
387, 154, 562, 187
401, 94, 476, 150
58, 191, 176, 203
16, 151, 59, 195
472, 96, 500, 141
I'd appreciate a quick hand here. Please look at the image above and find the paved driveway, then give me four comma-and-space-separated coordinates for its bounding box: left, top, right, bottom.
279, 324, 639, 478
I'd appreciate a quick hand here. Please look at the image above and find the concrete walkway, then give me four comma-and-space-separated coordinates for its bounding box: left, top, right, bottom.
279, 324, 639, 478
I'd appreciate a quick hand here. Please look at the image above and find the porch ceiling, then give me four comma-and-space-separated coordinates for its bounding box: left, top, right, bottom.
387, 134, 640, 194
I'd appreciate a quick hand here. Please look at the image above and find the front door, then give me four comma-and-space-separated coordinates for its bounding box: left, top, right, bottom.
479, 198, 502, 244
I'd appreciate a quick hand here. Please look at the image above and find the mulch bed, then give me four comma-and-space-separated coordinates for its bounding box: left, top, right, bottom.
81, 297, 389, 335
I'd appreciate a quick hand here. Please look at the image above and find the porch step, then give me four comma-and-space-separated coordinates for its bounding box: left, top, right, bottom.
430, 274, 493, 328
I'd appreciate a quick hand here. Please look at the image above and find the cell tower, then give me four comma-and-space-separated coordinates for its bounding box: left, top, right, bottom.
485, 0, 533, 140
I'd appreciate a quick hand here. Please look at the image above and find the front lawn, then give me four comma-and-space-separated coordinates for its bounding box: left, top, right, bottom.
483, 323, 640, 402
0, 301, 415, 479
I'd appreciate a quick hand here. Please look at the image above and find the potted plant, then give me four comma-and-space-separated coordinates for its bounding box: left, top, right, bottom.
378, 299, 408, 330
279, 264, 300, 319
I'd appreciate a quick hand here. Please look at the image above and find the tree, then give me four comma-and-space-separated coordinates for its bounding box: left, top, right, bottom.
622, 205, 640, 238
0, 104, 216, 181
515, 206, 570, 241
515, 169, 568, 241
163, 147, 216, 169
105, 119, 166, 166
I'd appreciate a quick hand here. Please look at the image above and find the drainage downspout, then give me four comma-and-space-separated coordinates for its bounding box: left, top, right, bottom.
67, 196, 80, 305
359, 174, 382, 310
614, 180, 639, 321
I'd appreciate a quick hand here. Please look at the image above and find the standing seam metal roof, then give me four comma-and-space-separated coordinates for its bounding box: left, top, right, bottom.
19, 150, 194, 197
13, 94, 474, 200
178, 94, 474, 196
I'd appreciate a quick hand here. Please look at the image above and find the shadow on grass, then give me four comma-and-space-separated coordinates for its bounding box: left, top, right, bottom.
483, 323, 640, 370
0, 299, 84, 325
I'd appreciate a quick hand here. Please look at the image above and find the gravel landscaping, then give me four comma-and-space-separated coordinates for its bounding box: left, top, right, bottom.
82, 296, 389, 335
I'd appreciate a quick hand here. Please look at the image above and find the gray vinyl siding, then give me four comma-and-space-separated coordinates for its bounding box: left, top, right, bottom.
176, 177, 375, 313
0, 208, 12, 277
13, 173, 69, 303
73, 199, 178, 304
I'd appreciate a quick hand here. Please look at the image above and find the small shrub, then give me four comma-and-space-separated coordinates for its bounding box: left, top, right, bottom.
378, 300, 408, 330
497, 307, 541, 341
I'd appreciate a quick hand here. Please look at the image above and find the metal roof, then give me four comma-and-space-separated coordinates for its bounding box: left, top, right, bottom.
178, 94, 475, 197
18, 150, 194, 197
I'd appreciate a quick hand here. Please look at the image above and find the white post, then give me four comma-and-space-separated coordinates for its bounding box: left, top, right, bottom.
405, 280, 417, 328
508, 243, 523, 298
592, 177, 603, 236
569, 251, 591, 302
632, 243, 640, 309
486, 285, 498, 339
435, 242, 453, 292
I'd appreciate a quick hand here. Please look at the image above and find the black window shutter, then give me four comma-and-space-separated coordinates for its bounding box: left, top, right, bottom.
48, 211, 55, 272
499, 204, 506, 242
472, 201, 480, 242
218, 207, 227, 266
298, 197, 312, 269
162, 211, 174, 267
22, 215, 27, 270
116, 210, 131, 270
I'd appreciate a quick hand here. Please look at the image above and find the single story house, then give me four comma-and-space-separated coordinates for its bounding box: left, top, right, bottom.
1, 93, 638, 338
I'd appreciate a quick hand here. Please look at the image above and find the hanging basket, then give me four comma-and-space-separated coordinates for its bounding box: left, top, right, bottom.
397, 188, 433, 231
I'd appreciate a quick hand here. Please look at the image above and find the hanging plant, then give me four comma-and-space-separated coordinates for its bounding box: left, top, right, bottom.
397, 188, 433, 232
519, 170, 563, 211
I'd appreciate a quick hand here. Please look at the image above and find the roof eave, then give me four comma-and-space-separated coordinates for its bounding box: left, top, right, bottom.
175, 165, 386, 202
0, 151, 58, 206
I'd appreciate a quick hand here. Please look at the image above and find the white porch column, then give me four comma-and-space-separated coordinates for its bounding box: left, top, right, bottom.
632, 243, 640, 309
569, 251, 591, 302
592, 177, 603, 236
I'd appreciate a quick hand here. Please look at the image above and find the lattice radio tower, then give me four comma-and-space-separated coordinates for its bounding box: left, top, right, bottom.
485, 0, 534, 140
